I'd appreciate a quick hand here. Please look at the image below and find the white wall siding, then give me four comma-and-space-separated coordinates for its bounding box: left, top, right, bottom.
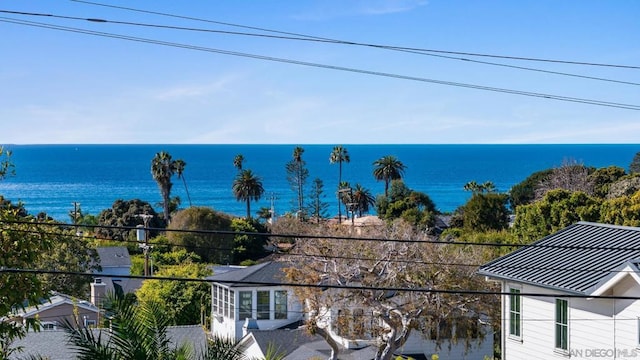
503, 283, 569, 360
503, 278, 640, 360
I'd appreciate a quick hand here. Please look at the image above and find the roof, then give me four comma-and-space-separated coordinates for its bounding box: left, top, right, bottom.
478, 222, 640, 294
207, 261, 287, 287
9, 325, 206, 360
241, 328, 378, 360
14, 293, 99, 318
96, 246, 131, 267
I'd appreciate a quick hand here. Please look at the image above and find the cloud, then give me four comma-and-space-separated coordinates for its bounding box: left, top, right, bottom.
360, 0, 428, 15
292, 0, 427, 20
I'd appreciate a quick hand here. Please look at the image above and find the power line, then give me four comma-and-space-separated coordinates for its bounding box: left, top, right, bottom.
3, 268, 640, 300
7, 218, 640, 251
69, 0, 640, 70
2, 9, 637, 86
1, 17, 638, 111
4, 220, 640, 274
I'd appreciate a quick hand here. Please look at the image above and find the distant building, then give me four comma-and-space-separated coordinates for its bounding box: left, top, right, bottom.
94, 246, 142, 295
8, 292, 100, 331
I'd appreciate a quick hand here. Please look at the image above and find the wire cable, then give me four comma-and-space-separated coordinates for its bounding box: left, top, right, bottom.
69, 0, 640, 70
1, 17, 638, 111
4, 220, 640, 274
3, 267, 640, 300
2, 9, 637, 86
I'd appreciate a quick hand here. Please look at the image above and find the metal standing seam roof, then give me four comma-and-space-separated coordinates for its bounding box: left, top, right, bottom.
206, 261, 287, 287
478, 222, 640, 294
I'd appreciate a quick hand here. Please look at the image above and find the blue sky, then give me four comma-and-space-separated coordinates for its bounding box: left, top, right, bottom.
1, 0, 639, 144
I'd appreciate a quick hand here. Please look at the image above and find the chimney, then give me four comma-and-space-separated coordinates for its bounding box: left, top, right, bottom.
91, 278, 106, 307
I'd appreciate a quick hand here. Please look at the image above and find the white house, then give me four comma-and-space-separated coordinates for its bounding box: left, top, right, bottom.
209, 261, 492, 358
208, 261, 304, 342
479, 222, 640, 360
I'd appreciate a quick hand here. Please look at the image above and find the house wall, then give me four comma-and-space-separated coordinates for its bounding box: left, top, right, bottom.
211, 285, 303, 341
612, 275, 640, 354
501, 281, 640, 360
399, 327, 494, 359
26, 303, 99, 329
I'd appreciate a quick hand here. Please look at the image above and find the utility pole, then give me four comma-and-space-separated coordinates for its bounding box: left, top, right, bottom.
136, 214, 153, 277
72, 202, 81, 235
268, 193, 278, 224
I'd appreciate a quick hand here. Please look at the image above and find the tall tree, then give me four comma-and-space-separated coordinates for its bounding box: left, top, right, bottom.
232, 169, 265, 219
167, 207, 233, 264
352, 184, 376, 217
284, 222, 495, 360
136, 263, 212, 326
174, 159, 192, 207
0, 146, 15, 180
373, 155, 406, 197
329, 146, 350, 222
308, 178, 330, 224
233, 154, 244, 172
62, 292, 243, 360
0, 211, 53, 358
286, 146, 309, 218
151, 151, 182, 223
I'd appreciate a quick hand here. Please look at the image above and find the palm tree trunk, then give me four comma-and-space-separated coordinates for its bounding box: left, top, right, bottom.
246, 198, 251, 218
181, 177, 192, 207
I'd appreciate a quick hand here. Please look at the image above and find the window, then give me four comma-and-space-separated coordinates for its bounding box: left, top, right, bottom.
274, 290, 288, 319
239, 291, 253, 320
223, 288, 229, 318
509, 288, 522, 338
85, 319, 97, 328
555, 299, 568, 351
212, 286, 218, 314
41, 322, 57, 331
257, 291, 270, 320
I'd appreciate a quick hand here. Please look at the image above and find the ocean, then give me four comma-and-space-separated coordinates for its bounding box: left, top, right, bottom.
0, 144, 638, 222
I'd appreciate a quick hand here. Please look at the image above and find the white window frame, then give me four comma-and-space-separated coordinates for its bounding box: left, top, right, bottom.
508, 287, 522, 340
555, 298, 569, 353
274, 290, 288, 320
238, 291, 253, 320
257, 290, 270, 320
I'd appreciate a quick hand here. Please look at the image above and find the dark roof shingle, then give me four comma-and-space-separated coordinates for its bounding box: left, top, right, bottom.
478, 222, 640, 294
207, 261, 287, 287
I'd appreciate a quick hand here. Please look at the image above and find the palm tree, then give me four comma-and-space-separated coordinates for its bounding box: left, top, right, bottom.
329, 145, 350, 223
232, 169, 265, 219
61, 292, 243, 360
287, 146, 308, 217
372, 155, 406, 197
352, 184, 376, 217
151, 151, 181, 222
174, 159, 192, 207
233, 154, 245, 172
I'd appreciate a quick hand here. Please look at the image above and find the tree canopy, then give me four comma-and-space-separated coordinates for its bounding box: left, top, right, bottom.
167, 207, 233, 263
372, 155, 406, 197
136, 263, 212, 325
284, 222, 495, 360
232, 169, 265, 219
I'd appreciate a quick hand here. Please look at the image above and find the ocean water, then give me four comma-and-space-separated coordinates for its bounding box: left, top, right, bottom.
0, 144, 638, 222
